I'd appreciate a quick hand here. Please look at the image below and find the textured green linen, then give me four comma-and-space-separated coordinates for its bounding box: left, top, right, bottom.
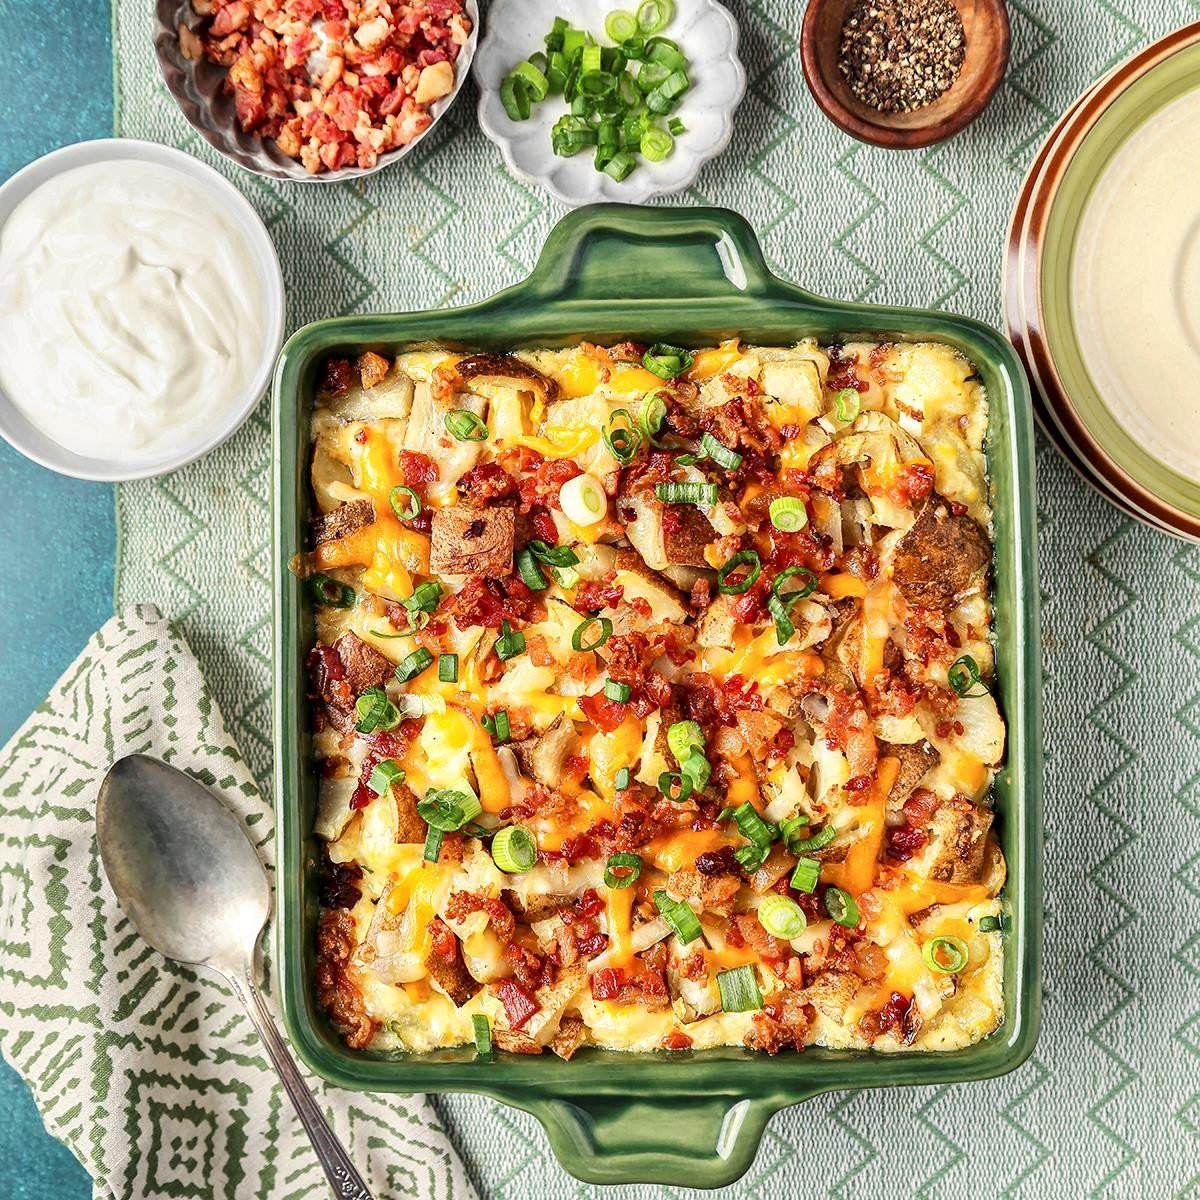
110, 1, 1200, 1196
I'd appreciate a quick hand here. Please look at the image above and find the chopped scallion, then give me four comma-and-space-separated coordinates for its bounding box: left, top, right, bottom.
444, 408, 489, 441
653, 890, 702, 943
757, 894, 807, 939
824, 886, 860, 929
311, 573, 355, 609
394, 647, 434, 683
354, 687, 401, 734
643, 342, 694, 379
716, 549, 762, 595
790, 856, 821, 893
949, 654, 990, 698
572, 615, 613, 652
495, 619, 526, 661
768, 496, 807, 533
699, 432, 742, 469
604, 851, 642, 889
438, 654, 459, 683
472, 1013, 493, 1057
367, 759, 405, 796
603, 679, 632, 703
716, 964, 762, 1012
491, 825, 537, 873
389, 485, 422, 521
655, 481, 718, 506
516, 546, 550, 591
923, 935, 969, 974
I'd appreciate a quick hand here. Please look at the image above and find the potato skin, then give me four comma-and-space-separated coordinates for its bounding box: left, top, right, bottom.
892, 496, 990, 610
429, 505, 515, 576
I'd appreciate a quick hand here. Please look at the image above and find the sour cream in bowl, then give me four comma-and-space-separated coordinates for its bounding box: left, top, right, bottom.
0, 139, 284, 480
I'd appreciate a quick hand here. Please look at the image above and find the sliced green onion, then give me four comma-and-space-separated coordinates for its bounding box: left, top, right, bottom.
769, 496, 808, 533
398, 693, 446, 718
500, 74, 531, 121
732, 803, 774, 853
668, 116, 686, 135
717, 549, 762, 595
529, 540, 580, 568
367, 759, 406, 795
404, 580, 443, 616
653, 890, 702, 943
439, 654, 458, 683
757, 894, 807, 939
735, 842, 769, 871
604, 679, 632, 703
560, 474, 608, 526
445, 408, 489, 441
788, 824, 836, 854
516, 546, 550, 591
389, 485, 422, 521
623, 35, 645, 58
495, 619, 526, 661
679, 750, 711, 792
824, 886, 860, 928
667, 720, 704, 762
418, 788, 483, 832
716, 964, 762, 1012
511, 59, 549, 101
643, 342, 694, 379
603, 408, 642, 463
311, 572, 355, 609
637, 0, 674, 35
615, 767, 631, 790
545, 16, 567, 51
774, 565, 819, 604
658, 770, 693, 803
831, 387, 861, 422
949, 654, 990, 698
640, 125, 674, 161
603, 150, 637, 181
778, 814, 810, 841
978, 915, 1004, 934
492, 825, 537, 873
581, 42, 602, 74
604, 852, 642, 889
472, 1013, 493, 1057
552, 564, 581, 589
646, 70, 689, 115
572, 616, 613, 651
699, 432, 742, 470
482, 710, 511, 743
923, 935, 970, 974
639, 389, 669, 442
394, 647, 434, 683
655, 481, 717, 506
459, 820, 491, 838
790, 856, 821, 893
354, 687, 401, 733
645, 37, 687, 70
423, 825, 444, 862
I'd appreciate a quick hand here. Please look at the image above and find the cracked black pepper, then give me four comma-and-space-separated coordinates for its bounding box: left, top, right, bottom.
838, 0, 967, 114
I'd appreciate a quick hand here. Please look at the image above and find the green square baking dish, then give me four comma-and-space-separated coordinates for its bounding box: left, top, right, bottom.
273, 204, 1043, 1188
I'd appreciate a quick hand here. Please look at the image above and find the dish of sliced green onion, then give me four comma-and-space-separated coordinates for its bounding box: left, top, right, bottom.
499, 5, 696, 182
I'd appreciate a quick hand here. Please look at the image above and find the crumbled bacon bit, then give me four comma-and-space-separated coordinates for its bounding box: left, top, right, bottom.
460, 461, 517, 506
447, 575, 541, 630
496, 978, 540, 1029
319, 856, 363, 910
398, 450, 439, 487
190, 0, 473, 175
321, 357, 354, 397
662, 1030, 694, 1051
575, 579, 624, 611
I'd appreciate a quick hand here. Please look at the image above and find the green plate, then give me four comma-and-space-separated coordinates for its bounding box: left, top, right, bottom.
272, 204, 1043, 1188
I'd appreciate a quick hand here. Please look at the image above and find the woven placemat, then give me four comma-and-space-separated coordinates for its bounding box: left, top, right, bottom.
113, 2, 1200, 1195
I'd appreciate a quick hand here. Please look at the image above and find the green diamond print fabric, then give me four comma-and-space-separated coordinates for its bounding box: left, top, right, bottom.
0, 605, 475, 1200
109, 1, 1199, 1197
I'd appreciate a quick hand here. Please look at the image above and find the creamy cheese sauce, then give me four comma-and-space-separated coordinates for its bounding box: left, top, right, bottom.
1071, 87, 1200, 481
0, 160, 266, 462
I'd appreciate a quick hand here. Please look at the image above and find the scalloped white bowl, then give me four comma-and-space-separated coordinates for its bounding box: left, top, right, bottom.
474, 0, 746, 206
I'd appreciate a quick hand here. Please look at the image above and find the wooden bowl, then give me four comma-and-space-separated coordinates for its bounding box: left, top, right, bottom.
800, 0, 1011, 148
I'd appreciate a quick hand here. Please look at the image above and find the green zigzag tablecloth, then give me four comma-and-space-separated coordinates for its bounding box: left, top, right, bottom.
112, 2, 1200, 1196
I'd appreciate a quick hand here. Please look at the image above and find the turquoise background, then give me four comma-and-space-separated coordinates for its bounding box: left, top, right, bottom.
0, 1, 112, 1196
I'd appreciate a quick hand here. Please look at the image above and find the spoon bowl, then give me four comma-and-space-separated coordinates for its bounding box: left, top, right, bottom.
97, 753, 269, 971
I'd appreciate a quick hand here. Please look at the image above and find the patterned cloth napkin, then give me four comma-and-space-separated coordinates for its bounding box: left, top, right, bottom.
0, 604, 475, 1200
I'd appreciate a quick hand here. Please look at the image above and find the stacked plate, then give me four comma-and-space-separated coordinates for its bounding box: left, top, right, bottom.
1005, 22, 1200, 540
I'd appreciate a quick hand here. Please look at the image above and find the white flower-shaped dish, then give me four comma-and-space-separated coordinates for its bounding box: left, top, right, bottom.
474, 0, 746, 207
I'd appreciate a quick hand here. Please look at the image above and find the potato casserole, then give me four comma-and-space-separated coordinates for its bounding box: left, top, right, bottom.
295, 336, 1006, 1060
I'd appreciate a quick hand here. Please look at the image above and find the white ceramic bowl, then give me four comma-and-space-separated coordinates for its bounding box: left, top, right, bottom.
474, 0, 746, 207
0, 139, 284, 481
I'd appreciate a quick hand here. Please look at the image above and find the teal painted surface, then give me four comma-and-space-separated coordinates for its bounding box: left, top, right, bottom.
0, 1, 113, 1197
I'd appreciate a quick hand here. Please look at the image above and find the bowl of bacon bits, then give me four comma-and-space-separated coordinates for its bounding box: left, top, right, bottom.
157, 0, 479, 181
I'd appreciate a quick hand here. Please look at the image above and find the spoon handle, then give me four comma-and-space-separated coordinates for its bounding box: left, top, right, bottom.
230, 968, 376, 1200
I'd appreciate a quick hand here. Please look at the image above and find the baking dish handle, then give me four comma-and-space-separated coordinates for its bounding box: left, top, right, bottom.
529, 1089, 792, 1187
520, 204, 786, 305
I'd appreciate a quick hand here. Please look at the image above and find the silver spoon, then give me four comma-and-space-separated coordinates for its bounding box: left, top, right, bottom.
96, 753, 375, 1200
